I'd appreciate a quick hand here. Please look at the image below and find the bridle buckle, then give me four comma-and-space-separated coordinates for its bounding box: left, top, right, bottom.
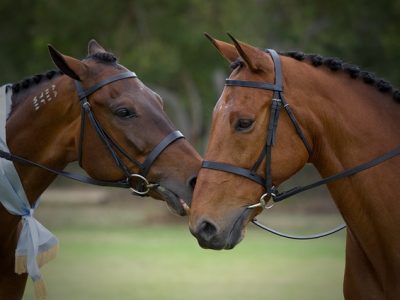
81, 100, 91, 111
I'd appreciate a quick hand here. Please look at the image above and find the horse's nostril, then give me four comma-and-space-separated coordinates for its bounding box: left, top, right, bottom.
188, 176, 197, 190
197, 219, 217, 242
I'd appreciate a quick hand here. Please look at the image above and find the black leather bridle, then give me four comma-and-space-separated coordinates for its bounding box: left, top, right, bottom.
202, 49, 400, 239
0, 70, 184, 195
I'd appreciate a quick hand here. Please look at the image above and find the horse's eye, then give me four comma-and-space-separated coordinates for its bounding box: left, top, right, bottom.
235, 119, 254, 132
115, 108, 136, 119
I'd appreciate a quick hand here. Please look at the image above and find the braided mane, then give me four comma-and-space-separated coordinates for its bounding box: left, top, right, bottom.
11, 51, 118, 94
11, 70, 63, 94
8, 51, 119, 116
86, 52, 117, 64
281, 51, 400, 103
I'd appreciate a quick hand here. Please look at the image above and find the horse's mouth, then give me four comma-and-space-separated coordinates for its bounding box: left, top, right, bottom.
151, 185, 188, 216
224, 208, 252, 249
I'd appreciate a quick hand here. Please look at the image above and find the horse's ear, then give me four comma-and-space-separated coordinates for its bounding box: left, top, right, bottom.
204, 33, 238, 63
88, 39, 106, 56
48, 45, 87, 81
227, 33, 259, 72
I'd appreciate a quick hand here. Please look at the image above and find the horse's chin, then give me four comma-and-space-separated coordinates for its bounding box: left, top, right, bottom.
224, 212, 249, 249
150, 185, 187, 216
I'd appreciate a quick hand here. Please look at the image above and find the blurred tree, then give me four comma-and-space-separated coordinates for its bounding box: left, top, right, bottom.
0, 0, 399, 149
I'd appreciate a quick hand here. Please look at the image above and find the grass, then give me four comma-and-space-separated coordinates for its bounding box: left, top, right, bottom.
21, 185, 346, 299
23, 225, 345, 300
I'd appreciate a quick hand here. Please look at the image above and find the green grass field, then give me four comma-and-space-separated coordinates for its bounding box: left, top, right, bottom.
23, 225, 345, 300
22, 187, 346, 299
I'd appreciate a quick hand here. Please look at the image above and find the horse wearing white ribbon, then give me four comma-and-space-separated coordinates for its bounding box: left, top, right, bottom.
0, 40, 200, 299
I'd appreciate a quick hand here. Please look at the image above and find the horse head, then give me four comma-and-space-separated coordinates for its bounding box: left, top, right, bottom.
7, 40, 202, 215
189, 35, 311, 249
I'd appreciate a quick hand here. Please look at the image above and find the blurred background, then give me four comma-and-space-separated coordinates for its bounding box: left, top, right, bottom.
0, 0, 399, 299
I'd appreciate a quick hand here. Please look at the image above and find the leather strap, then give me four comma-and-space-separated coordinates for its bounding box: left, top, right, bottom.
85, 105, 132, 176
201, 47, 400, 239
280, 95, 313, 155
210, 47, 400, 200
78, 100, 87, 167
264, 96, 281, 194
252, 219, 346, 240
75, 71, 186, 190
203, 49, 290, 193
99, 129, 143, 168
267, 49, 283, 91
273, 146, 400, 202
75, 71, 137, 100
0, 149, 130, 188
140, 131, 184, 177
202, 160, 266, 186
0, 70, 185, 193
225, 80, 282, 92
75, 71, 137, 169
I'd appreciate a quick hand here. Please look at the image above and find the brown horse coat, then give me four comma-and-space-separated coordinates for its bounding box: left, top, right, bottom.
189, 35, 400, 299
0, 40, 201, 299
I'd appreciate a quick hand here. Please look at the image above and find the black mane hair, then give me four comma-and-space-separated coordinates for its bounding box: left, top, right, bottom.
229, 51, 400, 103
281, 51, 400, 103
11, 70, 63, 94
85, 52, 118, 64
11, 51, 118, 94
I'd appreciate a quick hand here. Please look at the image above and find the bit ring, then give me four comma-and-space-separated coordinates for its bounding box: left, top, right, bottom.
129, 174, 151, 195
247, 193, 274, 209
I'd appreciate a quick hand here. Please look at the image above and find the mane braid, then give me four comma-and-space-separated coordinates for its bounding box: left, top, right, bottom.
86, 52, 118, 64
11, 70, 63, 94
281, 51, 400, 103
11, 52, 118, 96
230, 59, 244, 70
8, 69, 63, 115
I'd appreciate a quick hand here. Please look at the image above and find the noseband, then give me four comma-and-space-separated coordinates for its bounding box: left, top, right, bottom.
202, 49, 400, 239
0, 71, 184, 196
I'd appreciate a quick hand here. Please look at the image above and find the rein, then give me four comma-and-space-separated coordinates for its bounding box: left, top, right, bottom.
202, 49, 400, 240
0, 71, 184, 196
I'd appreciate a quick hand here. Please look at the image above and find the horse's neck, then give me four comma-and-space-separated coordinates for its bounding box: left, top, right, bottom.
311, 81, 400, 177
293, 65, 400, 268
5, 76, 80, 203
304, 72, 400, 192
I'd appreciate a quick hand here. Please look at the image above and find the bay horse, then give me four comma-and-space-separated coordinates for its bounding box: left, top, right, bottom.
0, 40, 201, 299
189, 34, 400, 299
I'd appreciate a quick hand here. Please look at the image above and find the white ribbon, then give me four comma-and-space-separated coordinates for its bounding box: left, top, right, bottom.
0, 84, 58, 297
